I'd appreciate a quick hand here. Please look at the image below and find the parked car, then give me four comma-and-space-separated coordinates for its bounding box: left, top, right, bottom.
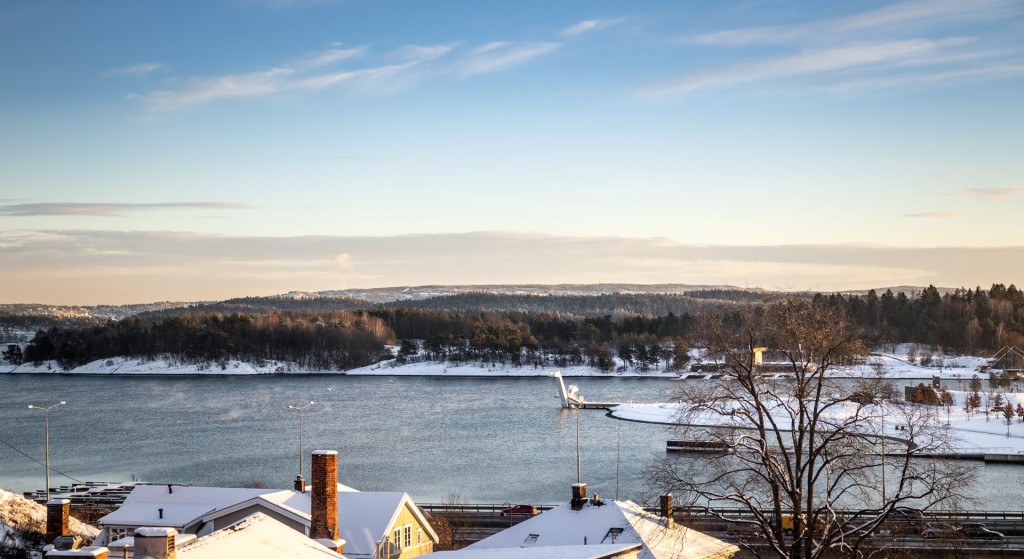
921, 522, 957, 539
886, 507, 925, 533
958, 523, 1005, 541
500, 504, 539, 517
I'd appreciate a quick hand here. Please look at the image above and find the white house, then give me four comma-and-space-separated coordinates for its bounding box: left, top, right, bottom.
462, 484, 737, 559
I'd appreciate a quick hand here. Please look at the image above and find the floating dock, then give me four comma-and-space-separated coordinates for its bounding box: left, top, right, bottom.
549, 371, 621, 409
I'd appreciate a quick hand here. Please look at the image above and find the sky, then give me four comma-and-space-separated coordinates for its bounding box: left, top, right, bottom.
1, 0, 1023, 304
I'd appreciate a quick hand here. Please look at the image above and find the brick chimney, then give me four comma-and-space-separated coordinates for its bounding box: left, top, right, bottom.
45, 548, 109, 559
310, 450, 345, 554
46, 499, 70, 543
660, 494, 674, 529
571, 483, 588, 511
294, 475, 305, 493
134, 527, 176, 559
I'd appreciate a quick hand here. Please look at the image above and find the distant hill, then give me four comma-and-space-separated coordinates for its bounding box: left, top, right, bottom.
1, 283, 959, 324
310, 283, 755, 303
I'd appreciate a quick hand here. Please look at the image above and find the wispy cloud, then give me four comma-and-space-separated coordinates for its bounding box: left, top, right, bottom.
455, 42, 561, 76
0, 202, 252, 217
561, 18, 624, 37
645, 39, 967, 96
5, 229, 1024, 304
392, 44, 456, 63
942, 187, 1024, 201
829, 62, 1024, 93
129, 39, 559, 110
295, 46, 366, 69
664, 0, 1022, 98
105, 63, 162, 77
682, 0, 1020, 46
903, 212, 959, 219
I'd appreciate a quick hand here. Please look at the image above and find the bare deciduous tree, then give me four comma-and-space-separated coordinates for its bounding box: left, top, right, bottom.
648, 299, 971, 559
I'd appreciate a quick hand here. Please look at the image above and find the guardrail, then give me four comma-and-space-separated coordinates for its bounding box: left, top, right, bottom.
419, 503, 557, 514
418, 503, 1024, 521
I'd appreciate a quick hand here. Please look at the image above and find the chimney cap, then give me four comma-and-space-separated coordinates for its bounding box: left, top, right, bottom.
134, 527, 177, 538
47, 499, 71, 506
312, 450, 337, 456
572, 483, 586, 488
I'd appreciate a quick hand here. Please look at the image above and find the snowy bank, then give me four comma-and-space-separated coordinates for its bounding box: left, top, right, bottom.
609, 390, 1024, 454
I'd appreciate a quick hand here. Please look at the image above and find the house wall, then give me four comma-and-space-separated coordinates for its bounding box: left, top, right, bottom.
384, 504, 434, 559
211, 505, 306, 533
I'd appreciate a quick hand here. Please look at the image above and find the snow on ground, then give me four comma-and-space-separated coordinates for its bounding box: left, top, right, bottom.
0, 345, 1001, 379
346, 359, 679, 377
610, 390, 1024, 454
0, 357, 303, 375
0, 488, 99, 543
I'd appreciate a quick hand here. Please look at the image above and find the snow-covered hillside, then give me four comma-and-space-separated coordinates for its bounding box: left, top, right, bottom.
0, 344, 999, 379
0, 489, 99, 557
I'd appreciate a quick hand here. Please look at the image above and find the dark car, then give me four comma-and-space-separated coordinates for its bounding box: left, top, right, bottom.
886, 507, 925, 534
958, 523, 1005, 541
921, 522, 957, 539
500, 504, 539, 517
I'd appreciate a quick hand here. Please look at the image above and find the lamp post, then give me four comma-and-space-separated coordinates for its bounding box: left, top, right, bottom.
575, 405, 581, 484
27, 401, 66, 502
287, 401, 314, 491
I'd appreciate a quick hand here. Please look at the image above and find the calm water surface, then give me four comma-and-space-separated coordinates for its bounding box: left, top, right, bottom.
1, 374, 1022, 509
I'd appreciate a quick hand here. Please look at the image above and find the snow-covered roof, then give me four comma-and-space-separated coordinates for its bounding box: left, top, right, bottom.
209, 490, 437, 558
176, 512, 344, 559
428, 544, 642, 559
99, 486, 281, 528
469, 500, 737, 559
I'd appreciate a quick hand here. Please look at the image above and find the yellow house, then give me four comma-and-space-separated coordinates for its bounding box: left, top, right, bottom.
97, 450, 437, 559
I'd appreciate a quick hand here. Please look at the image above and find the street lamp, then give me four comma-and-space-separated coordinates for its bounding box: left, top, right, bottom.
287, 401, 314, 492
27, 401, 66, 502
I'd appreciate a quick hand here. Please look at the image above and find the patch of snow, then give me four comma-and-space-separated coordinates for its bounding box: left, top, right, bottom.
0, 488, 99, 543
610, 389, 1024, 454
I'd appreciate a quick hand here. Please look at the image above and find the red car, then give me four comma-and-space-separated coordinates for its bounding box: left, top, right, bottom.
500, 505, 539, 517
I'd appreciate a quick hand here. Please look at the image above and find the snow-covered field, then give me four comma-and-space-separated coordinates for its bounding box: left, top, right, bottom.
611, 389, 1024, 454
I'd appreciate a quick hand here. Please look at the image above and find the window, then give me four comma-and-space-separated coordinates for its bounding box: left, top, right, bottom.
417, 528, 422, 545
404, 524, 412, 548
523, 534, 539, 546
107, 528, 130, 543
393, 528, 402, 549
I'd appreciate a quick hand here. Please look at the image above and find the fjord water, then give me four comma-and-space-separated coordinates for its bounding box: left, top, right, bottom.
1, 375, 1022, 509
1, 375, 676, 503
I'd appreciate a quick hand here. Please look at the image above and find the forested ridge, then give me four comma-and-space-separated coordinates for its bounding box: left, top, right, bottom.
14, 311, 393, 370
5, 284, 1024, 371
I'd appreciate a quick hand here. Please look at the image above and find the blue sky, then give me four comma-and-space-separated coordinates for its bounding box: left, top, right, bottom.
2, 0, 1023, 304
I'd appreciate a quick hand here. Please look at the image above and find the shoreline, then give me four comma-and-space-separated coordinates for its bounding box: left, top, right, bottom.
0, 352, 995, 381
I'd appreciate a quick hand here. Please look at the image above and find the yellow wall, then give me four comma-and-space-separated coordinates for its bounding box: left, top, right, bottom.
383, 503, 434, 559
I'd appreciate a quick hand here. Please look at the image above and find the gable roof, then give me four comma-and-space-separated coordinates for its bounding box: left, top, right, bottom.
99, 483, 437, 558
468, 500, 737, 559
204, 490, 438, 558
100, 486, 280, 529
176, 512, 344, 559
